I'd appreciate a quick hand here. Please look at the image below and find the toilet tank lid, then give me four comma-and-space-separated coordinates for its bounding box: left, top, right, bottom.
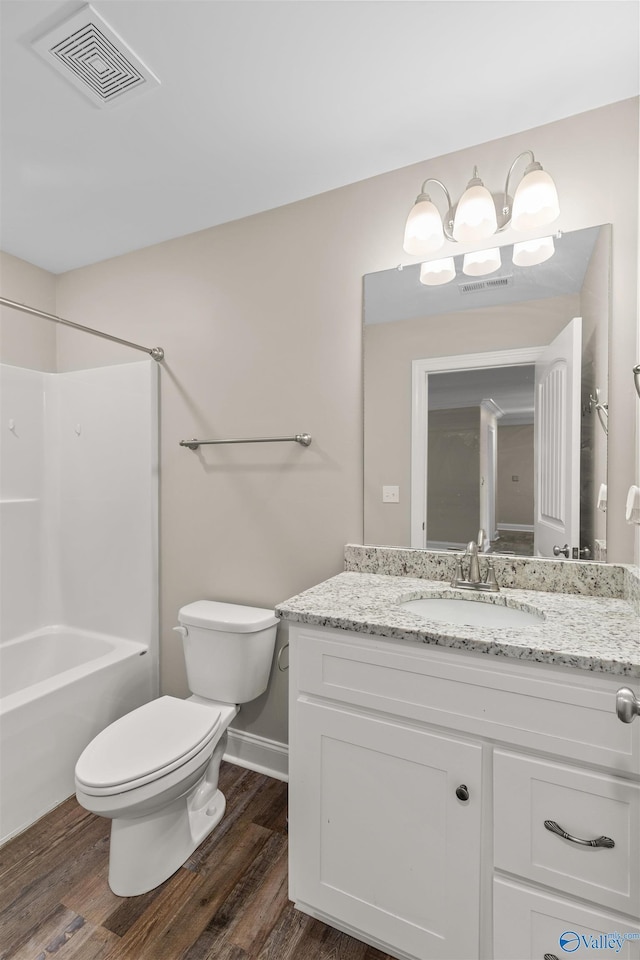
178, 600, 279, 632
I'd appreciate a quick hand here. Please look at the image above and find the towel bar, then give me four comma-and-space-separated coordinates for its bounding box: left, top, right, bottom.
179, 434, 312, 450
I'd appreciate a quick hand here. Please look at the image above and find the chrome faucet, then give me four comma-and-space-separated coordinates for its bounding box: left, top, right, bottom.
451, 538, 500, 592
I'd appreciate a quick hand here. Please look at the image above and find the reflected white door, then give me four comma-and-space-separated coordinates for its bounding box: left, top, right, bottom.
534, 317, 581, 558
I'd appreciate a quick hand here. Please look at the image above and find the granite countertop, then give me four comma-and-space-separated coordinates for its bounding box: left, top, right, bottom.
276, 571, 640, 677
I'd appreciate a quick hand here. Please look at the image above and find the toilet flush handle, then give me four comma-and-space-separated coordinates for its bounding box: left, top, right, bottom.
173, 625, 189, 639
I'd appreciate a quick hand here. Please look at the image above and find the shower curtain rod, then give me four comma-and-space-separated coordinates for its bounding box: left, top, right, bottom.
0, 297, 165, 361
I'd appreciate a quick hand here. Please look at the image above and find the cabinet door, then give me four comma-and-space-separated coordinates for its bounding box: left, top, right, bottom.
494, 877, 640, 960
290, 700, 483, 960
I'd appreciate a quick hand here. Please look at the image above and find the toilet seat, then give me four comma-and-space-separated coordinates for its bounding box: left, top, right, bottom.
75, 696, 222, 796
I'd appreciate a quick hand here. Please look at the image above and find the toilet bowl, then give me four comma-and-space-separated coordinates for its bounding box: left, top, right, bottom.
75, 601, 278, 896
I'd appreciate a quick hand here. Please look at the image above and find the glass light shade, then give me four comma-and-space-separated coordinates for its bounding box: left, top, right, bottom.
452, 184, 498, 242
512, 235, 555, 266
511, 169, 559, 231
419, 257, 456, 286
462, 247, 501, 277
403, 199, 445, 255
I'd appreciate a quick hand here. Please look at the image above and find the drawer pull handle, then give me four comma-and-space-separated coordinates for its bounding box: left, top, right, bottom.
616, 687, 640, 723
544, 819, 615, 848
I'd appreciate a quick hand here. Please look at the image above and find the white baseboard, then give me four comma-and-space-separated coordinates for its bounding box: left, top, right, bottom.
224, 727, 289, 782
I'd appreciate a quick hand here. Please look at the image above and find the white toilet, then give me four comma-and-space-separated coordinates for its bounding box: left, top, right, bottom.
75, 600, 278, 896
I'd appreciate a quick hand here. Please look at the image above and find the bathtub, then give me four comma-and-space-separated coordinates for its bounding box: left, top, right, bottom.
0, 625, 154, 844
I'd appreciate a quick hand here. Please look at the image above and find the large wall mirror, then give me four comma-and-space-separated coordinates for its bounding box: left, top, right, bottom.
363, 224, 611, 560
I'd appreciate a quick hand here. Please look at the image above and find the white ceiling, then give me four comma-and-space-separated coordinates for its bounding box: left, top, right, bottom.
1, 1, 638, 275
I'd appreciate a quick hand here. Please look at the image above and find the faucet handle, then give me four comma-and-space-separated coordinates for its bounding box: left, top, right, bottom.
452, 554, 465, 585
484, 559, 500, 591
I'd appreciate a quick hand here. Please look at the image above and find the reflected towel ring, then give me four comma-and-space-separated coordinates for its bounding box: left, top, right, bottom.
634, 363, 640, 400
588, 388, 608, 436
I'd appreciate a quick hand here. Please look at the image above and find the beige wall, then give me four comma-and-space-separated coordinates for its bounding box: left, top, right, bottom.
497, 425, 535, 527
53, 190, 366, 745
1, 97, 638, 748
0, 252, 56, 370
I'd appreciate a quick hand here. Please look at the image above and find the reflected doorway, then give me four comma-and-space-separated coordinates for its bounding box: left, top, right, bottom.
423, 363, 535, 555
412, 324, 582, 558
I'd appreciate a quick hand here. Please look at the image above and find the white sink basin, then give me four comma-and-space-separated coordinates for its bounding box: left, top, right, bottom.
400, 597, 544, 628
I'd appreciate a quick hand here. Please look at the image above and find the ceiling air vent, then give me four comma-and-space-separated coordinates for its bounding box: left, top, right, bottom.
32, 4, 160, 108
458, 275, 513, 295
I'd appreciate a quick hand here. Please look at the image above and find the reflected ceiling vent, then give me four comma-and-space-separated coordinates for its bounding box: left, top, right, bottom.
32, 4, 160, 108
458, 276, 513, 295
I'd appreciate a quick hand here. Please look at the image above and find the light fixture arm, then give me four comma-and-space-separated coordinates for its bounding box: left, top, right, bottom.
503, 150, 536, 209
416, 178, 454, 212
416, 178, 457, 241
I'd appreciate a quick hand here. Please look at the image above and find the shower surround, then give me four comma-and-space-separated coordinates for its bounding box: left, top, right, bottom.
0, 359, 158, 843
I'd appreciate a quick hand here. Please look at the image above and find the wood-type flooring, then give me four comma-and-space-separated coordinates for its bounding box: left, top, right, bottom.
0, 762, 395, 960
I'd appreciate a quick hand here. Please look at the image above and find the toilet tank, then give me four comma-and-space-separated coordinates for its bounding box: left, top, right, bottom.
176, 601, 279, 704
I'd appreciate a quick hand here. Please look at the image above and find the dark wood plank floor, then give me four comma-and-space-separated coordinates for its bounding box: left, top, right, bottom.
0, 762, 395, 960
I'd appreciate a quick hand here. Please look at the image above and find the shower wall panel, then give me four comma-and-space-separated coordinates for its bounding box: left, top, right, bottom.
0, 361, 158, 663
54, 361, 158, 645
0, 364, 47, 640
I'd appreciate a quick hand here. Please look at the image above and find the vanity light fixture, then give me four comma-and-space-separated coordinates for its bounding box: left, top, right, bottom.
419, 257, 456, 286
462, 247, 501, 277
510, 160, 560, 231
512, 235, 555, 266
421, 233, 556, 287
453, 169, 497, 242
403, 150, 559, 256
403, 193, 445, 255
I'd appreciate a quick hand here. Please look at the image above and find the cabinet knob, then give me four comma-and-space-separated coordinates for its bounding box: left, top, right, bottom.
552, 543, 570, 558
455, 784, 470, 801
616, 687, 640, 723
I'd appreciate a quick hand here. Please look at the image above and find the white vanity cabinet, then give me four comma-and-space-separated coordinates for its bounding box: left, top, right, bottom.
292, 699, 482, 960
287, 622, 640, 960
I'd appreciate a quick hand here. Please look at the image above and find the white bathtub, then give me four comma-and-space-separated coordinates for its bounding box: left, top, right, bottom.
0, 625, 154, 844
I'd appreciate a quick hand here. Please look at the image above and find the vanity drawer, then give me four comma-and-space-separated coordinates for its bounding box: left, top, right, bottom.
494, 750, 640, 917
493, 877, 640, 960
292, 625, 639, 772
